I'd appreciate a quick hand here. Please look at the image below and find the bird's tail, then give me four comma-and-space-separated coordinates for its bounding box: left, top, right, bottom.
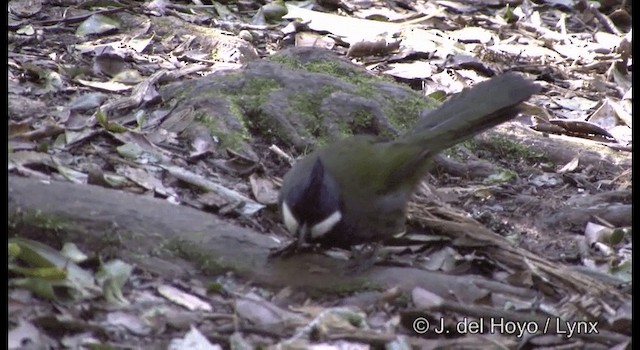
403, 72, 541, 152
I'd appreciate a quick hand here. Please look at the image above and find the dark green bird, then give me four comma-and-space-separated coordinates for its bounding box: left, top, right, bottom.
275, 72, 540, 256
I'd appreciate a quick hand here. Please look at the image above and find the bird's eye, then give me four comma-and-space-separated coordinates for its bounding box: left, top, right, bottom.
281, 202, 299, 234
310, 211, 342, 239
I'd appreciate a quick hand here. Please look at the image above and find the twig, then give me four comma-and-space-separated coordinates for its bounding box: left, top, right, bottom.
162, 165, 265, 216
269, 144, 294, 165
29, 7, 128, 26
586, 3, 622, 35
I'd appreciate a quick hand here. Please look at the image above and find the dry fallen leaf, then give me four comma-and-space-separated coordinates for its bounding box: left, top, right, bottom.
249, 173, 279, 205
157, 285, 212, 312
557, 156, 580, 174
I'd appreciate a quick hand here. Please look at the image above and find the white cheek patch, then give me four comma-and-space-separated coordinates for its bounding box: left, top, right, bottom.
310, 211, 342, 239
281, 202, 299, 234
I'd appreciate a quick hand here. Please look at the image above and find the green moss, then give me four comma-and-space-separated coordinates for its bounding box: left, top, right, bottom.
485, 135, 547, 161
286, 86, 337, 141
307, 61, 394, 88
337, 120, 353, 137
298, 278, 383, 299
239, 77, 282, 110
289, 93, 322, 121
266, 54, 302, 69
189, 76, 284, 151
288, 86, 333, 122
352, 110, 372, 128
326, 280, 384, 296
267, 56, 360, 79
9, 210, 72, 234
304, 61, 360, 79
462, 138, 478, 150
315, 135, 331, 147
228, 101, 245, 125
257, 56, 438, 142
252, 114, 290, 141
333, 110, 374, 138
270, 56, 395, 93
394, 292, 411, 306
166, 238, 241, 276
221, 71, 242, 81
441, 139, 476, 160
184, 53, 443, 154
194, 112, 248, 150
338, 72, 434, 134
206, 282, 226, 295
226, 76, 281, 116
384, 94, 434, 132
445, 136, 548, 164
8, 210, 125, 258
220, 130, 247, 150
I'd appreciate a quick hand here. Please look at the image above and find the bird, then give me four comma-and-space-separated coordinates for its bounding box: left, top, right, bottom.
272, 72, 541, 258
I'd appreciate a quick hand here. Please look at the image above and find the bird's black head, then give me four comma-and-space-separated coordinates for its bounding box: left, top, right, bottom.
280, 158, 342, 246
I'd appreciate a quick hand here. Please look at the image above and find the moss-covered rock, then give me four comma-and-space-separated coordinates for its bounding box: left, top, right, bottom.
159, 47, 437, 158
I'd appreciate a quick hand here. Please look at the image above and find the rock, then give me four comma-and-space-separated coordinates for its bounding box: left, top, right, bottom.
159, 47, 436, 158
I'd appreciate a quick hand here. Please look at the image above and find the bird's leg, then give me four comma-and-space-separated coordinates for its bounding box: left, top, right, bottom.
268, 224, 315, 259
268, 241, 299, 259
268, 240, 324, 259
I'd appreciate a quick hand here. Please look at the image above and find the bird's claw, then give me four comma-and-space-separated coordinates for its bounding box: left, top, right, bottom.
268, 240, 320, 259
